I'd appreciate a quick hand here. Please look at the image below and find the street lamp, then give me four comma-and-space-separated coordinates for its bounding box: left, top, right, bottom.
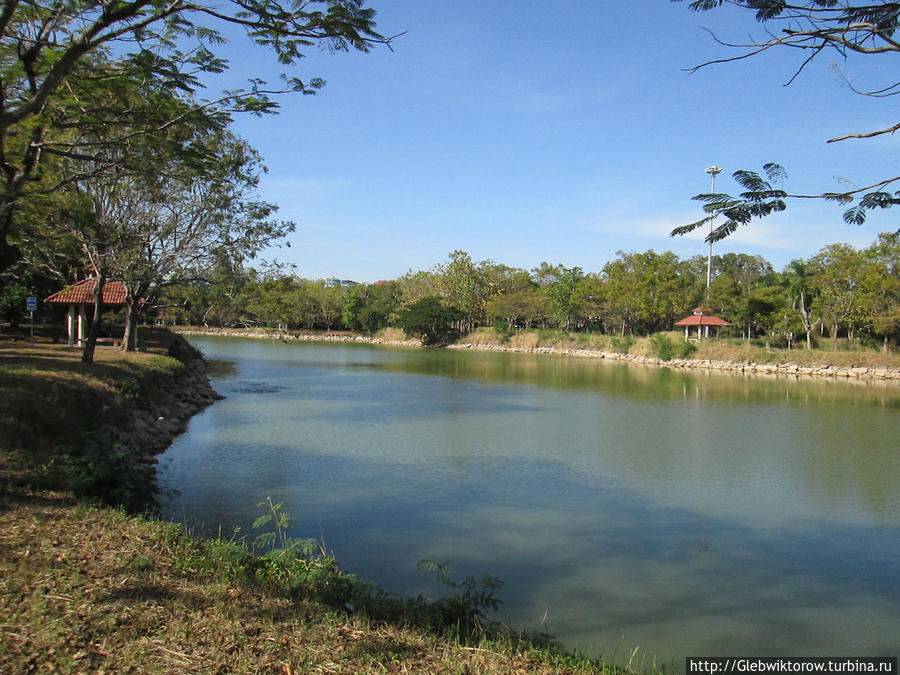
705, 165, 723, 301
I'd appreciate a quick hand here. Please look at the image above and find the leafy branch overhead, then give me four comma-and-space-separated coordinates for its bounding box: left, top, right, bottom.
671, 0, 900, 239
0, 0, 397, 273
671, 164, 900, 243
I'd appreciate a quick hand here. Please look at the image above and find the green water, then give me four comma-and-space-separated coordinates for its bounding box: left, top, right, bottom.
158, 337, 900, 668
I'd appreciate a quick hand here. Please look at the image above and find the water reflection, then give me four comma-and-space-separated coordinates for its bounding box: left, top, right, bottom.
159, 337, 900, 667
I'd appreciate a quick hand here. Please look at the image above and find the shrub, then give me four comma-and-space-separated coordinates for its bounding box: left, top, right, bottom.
610, 334, 634, 353
395, 297, 463, 345
650, 333, 698, 361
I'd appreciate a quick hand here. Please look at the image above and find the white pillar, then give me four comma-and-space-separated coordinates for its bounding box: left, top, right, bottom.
78, 306, 87, 344
67, 305, 76, 347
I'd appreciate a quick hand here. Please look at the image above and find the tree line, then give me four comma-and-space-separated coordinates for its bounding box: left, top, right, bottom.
144, 235, 899, 350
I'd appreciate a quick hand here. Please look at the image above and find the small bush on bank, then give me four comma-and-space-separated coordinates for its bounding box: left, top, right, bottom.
609, 334, 634, 353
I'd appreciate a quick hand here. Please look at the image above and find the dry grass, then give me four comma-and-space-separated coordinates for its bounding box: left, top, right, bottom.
373, 327, 406, 343
461, 328, 505, 346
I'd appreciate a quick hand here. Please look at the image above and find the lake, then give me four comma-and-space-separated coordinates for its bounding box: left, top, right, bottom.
157, 336, 900, 669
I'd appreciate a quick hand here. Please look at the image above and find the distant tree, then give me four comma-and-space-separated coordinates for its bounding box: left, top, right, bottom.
859, 233, 900, 351
437, 250, 481, 331
397, 269, 441, 306
0, 280, 29, 328
810, 243, 863, 348
670, 1, 900, 242
485, 286, 550, 330
601, 251, 697, 334
570, 274, 607, 332
746, 284, 789, 348
396, 296, 463, 345
530, 262, 584, 330
342, 282, 401, 334
784, 259, 821, 350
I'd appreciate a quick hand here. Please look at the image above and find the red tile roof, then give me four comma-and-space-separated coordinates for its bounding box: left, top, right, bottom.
44, 278, 128, 306
675, 314, 731, 327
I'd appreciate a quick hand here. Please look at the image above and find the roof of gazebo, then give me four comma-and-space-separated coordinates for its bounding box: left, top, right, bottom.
674, 314, 731, 327
44, 278, 127, 306
675, 306, 731, 327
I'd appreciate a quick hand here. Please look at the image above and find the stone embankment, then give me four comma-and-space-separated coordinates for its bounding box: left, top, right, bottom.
171, 327, 900, 381
98, 335, 222, 461
173, 327, 422, 348
449, 342, 900, 380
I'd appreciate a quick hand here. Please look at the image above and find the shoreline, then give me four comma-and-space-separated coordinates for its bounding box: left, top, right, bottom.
171, 326, 900, 381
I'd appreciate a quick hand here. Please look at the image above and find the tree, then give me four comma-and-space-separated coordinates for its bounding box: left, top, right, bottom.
531, 263, 584, 330
809, 243, 863, 348
437, 250, 481, 331
601, 251, 698, 334
22, 120, 292, 359
670, 1, 900, 242
570, 274, 607, 332
746, 284, 789, 348
396, 296, 463, 345
0, 0, 390, 273
784, 258, 821, 349
858, 233, 900, 351
342, 281, 401, 334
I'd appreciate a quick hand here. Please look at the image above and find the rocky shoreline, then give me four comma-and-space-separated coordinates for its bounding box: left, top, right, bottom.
99, 334, 222, 465
172, 327, 900, 381
449, 342, 900, 380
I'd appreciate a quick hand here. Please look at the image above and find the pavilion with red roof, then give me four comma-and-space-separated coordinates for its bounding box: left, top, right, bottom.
44, 274, 127, 347
674, 306, 731, 341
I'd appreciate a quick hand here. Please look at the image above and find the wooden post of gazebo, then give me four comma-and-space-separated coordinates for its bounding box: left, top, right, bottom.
674, 306, 731, 341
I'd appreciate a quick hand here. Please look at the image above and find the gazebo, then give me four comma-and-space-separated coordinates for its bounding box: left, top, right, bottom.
44, 275, 127, 347
675, 306, 731, 341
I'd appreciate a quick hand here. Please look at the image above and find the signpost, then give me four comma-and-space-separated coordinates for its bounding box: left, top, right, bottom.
26, 296, 37, 341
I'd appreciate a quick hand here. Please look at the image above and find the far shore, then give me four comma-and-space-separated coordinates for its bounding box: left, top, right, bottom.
170, 326, 900, 382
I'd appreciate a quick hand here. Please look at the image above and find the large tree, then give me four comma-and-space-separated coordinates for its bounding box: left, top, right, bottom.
0, 0, 390, 272
670, 1, 899, 242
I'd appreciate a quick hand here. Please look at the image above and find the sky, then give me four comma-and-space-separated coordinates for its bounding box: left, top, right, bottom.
208, 1, 898, 283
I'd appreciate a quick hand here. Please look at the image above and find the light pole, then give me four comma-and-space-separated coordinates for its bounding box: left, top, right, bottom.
705, 165, 722, 302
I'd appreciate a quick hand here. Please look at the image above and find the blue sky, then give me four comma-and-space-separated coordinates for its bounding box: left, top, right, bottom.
216, 1, 897, 282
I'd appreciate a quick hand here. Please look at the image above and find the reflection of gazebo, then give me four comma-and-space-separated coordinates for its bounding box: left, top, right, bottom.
44, 276, 127, 347
675, 306, 731, 341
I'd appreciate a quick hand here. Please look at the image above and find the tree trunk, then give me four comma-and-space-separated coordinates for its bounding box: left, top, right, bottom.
0, 206, 21, 274
122, 296, 140, 351
81, 275, 105, 364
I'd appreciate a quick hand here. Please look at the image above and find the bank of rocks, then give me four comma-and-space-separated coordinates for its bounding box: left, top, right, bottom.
173, 327, 422, 348
449, 342, 900, 380
97, 335, 222, 462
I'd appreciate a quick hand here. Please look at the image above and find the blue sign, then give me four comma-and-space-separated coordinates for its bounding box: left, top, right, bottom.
26, 296, 37, 312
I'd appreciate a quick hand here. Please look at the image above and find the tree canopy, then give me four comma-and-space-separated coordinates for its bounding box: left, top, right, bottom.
0, 0, 391, 271
670, 0, 900, 242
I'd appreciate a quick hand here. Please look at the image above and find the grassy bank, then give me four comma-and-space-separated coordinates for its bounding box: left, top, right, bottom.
0, 328, 629, 674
